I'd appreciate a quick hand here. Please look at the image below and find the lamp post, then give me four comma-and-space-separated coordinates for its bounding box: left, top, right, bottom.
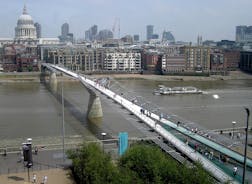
61, 80, 65, 162
101, 132, 107, 153
242, 107, 250, 184
232, 121, 236, 139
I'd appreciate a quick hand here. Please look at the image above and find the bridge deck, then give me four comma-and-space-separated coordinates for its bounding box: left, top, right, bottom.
50, 64, 241, 183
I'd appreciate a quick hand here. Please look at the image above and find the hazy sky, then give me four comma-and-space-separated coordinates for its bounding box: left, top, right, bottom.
0, 0, 251, 42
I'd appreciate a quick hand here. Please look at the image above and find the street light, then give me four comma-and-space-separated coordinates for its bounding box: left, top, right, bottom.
232, 121, 236, 139
242, 107, 250, 184
101, 132, 107, 153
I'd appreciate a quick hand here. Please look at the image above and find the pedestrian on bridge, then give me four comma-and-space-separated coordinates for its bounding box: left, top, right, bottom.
233, 166, 238, 176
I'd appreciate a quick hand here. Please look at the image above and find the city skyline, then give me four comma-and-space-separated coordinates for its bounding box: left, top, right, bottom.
0, 0, 252, 42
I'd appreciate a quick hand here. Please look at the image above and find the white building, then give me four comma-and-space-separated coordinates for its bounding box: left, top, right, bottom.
15, 5, 37, 44
104, 49, 141, 72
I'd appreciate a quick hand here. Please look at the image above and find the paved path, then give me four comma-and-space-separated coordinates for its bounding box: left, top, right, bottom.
0, 168, 74, 184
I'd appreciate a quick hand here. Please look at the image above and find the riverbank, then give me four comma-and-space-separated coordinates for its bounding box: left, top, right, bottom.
0, 72, 77, 82
0, 72, 41, 82
93, 70, 252, 82
0, 70, 252, 82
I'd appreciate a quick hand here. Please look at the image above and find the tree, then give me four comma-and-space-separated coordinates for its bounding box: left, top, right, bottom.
68, 142, 215, 184
118, 143, 214, 184
67, 143, 118, 184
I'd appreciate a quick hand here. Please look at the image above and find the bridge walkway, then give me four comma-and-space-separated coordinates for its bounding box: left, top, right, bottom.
50, 64, 239, 183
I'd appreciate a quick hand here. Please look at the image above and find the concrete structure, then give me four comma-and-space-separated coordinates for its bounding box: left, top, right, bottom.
103, 49, 141, 72
34, 22, 42, 38
42, 46, 142, 73
184, 46, 210, 73
210, 49, 240, 73
49, 72, 58, 93
41, 63, 103, 120
161, 46, 186, 73
236, 25, 252, 43
210, 49, 224, 72
141, 50, 161, 72
223, 49, 240, 71
43, 45, 103, 72
146, 25, 154, 41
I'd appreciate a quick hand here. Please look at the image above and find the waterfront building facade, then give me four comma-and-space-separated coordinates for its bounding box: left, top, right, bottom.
103, 49, 141, 72
184, 46, 211, 73
160, 46, 185, 73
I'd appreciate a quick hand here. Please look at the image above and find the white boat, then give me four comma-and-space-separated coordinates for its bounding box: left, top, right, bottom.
153, 86, 203, 95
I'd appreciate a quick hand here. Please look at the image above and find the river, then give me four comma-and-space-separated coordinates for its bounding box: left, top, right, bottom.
0, 78, 251, 147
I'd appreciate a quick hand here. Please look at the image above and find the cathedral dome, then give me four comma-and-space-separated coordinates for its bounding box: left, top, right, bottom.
17, 14, 34, 25
15, 5, 37, 40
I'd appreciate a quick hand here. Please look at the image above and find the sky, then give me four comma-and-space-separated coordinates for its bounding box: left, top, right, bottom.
0, 0, 252, 42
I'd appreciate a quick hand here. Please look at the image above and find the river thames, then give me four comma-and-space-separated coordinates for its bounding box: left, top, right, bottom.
0, 78, 251, 147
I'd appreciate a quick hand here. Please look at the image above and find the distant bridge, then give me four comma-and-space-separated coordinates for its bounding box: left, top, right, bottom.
42, 63, 252, 183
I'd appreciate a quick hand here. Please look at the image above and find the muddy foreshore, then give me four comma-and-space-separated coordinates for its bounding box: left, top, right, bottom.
0, 70, 252, 83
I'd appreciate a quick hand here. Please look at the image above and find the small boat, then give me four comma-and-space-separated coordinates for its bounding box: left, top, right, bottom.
153, 86, 203, 95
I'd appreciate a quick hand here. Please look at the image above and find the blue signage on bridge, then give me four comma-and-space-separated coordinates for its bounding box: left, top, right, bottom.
118, 132, 128, 156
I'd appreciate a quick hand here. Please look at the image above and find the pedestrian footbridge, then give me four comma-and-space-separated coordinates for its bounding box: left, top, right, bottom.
42, 64, 252, 183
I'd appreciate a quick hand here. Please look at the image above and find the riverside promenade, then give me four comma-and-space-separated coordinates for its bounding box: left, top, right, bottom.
0, 149, 74, 183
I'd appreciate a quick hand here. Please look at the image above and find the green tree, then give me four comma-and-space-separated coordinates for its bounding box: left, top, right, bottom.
67, 143, 118, 184
118, 143, 214, 184
68, 142, 215, 184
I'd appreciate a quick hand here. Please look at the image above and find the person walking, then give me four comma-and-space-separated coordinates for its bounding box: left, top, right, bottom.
42, 176, 48, 184
233, 166, 238, 176
32, 173, 37, 183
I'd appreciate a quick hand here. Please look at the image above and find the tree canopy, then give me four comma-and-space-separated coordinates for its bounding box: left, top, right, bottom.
67, 142, 215, 184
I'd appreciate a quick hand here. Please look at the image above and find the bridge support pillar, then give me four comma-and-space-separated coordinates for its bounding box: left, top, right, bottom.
87, 94, 103, 120
49, 72, 57, 93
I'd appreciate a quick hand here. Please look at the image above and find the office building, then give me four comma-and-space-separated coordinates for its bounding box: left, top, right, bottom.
34, 22, 41, 38
236, 26, 252, 43
146, 25, 154, 40
133, 35, 140, 42
184, 46, 210, 72
162, 31, 175, 43
97, 30, 113, 41
59, 23, 74, 43
104, 49, 141, 72
61, 23, 69, 37
85, 25, 98, 41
